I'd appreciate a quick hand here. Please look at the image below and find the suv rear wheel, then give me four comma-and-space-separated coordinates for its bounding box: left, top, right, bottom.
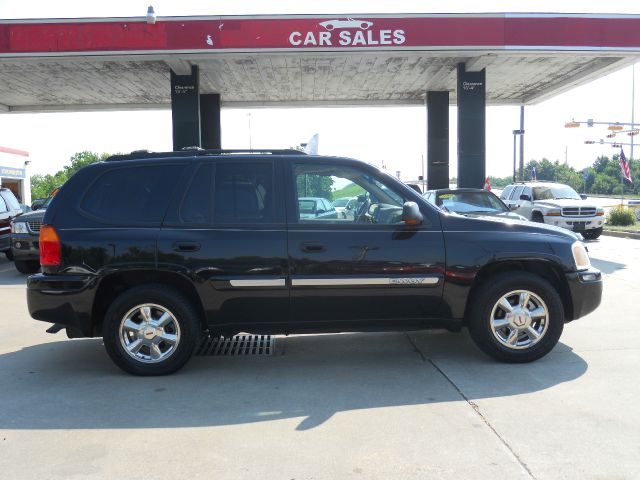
467, 272, 564, 363
103, 285, 200, 375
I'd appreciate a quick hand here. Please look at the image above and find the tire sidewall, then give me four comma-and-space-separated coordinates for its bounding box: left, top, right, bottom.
103, 285, 199, 375
468, 273, 565, 363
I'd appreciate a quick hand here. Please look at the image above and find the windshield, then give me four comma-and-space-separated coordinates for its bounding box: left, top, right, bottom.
532, 185, 581, 201
437, 191, 507, 213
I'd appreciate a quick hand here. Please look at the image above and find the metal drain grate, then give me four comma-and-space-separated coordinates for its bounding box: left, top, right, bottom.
196, 334, 275, 356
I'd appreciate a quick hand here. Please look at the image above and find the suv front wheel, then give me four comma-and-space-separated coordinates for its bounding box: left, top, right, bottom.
467, 272, 564, 363
103, 285, 200, 375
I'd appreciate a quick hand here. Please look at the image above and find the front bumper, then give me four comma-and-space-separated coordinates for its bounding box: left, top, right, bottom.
27, 273, 99, 337
544, 216, 604, 232
11, 232, 40, 261
565, 267, 603, 321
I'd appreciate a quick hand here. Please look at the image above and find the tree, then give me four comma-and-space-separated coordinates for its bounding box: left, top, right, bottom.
30, 151, 111, 199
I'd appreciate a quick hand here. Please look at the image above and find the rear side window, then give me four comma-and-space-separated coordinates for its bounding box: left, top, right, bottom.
214, 162, 273, 224
80, 164, 184, 225
180, 163, 213, 224
0, 195, 7, 213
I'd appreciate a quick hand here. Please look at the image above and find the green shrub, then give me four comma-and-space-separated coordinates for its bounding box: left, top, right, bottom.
607, 206, 637, 226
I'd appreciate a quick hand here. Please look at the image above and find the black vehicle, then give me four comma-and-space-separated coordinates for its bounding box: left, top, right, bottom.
1, 187, 24, 259
423, 188, 528, 221
27, 150, 602, 375
10, 194, 56, 273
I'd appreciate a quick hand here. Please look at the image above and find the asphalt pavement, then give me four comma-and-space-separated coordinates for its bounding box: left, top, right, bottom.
0, 235, 638, 480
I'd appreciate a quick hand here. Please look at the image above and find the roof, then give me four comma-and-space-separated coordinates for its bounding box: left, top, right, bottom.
1, 13, 640, 112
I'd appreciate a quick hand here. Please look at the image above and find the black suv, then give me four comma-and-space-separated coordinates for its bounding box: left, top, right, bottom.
27, 150, 603, 375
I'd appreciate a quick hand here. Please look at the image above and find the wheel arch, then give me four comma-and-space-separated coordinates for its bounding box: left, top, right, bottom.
91, 269, 207, 336
464, 260, 573, 324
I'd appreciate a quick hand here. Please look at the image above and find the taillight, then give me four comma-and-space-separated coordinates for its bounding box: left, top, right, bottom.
40, 225, 61, 267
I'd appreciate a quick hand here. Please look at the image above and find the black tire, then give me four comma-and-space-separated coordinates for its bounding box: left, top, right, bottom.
103, 285, 200, 376
467, 272, 564, 363
582, 227, 602, 240
14, 260, 40, 274
5, 250, 14, 261
532, 212, 544, 223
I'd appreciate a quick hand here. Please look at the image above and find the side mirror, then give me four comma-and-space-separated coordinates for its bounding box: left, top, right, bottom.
402, 201, 423, 225
580, 194, 587, 200
509, 204, 519, 211
519, 194, 531, 201
316, 209, 325, 215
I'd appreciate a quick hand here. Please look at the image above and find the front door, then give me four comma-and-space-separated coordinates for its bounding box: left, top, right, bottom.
285, 159, 445, 326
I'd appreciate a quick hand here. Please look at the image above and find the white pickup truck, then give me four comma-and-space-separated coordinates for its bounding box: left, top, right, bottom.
500, 182, 605, 239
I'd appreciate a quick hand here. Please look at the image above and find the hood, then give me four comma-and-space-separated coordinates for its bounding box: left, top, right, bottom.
464, 210, 527, 221
14, 208, 47, 222
535, 198, 597, 208
441, 211, 581, 241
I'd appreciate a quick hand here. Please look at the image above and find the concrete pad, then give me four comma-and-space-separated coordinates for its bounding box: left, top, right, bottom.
0, 236, 638, 479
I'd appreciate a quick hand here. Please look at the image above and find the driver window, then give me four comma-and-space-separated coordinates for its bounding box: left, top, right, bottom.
293, 163, 406, 225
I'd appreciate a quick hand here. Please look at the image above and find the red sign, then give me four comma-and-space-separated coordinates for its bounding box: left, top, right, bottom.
1, 15, 640, 55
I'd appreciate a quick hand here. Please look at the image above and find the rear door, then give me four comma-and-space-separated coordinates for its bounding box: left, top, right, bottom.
157, 159, 288, 328
285, 158, 445, 326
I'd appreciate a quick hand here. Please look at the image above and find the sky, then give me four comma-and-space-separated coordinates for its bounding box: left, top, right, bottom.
0, 0, 639, 181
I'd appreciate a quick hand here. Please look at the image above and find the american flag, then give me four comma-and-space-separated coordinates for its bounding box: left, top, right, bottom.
619, 149, 633, 183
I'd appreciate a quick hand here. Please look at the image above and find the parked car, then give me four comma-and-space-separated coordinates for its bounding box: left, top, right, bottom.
500, 182, 605, 240
298, 197, 338, 219
423, 188, 528, 221
332, 196, 356, 219
0, 188, 24, 260
27, 150, 602, 375
10, 195, 55, 273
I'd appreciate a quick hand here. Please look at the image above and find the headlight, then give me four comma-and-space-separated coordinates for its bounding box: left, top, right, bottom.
545, 209, 562, 217
571, 241, 591, 270
596, 208, 605, 216
11, 222, 29, 234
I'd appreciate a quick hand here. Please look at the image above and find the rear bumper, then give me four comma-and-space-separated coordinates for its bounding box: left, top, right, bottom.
27, 273, 99, 337
564, 268, 603, 321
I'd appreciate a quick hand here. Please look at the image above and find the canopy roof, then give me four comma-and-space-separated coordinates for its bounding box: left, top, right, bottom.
1, 13, 639, 112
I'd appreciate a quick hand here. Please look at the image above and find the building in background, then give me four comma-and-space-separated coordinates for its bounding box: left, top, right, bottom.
0, 146, 31, 205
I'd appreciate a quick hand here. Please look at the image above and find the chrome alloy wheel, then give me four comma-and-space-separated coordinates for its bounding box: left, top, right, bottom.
489, 290, 549, 350
119, 304, 181, 363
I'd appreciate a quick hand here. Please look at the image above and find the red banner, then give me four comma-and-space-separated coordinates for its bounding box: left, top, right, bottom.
1, 15, 640, 55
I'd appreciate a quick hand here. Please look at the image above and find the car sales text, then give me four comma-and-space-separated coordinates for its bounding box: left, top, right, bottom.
289, 30, 406, 47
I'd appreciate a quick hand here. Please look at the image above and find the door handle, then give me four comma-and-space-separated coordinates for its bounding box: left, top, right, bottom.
300, 242, 326, 253
172, 241, 201, 252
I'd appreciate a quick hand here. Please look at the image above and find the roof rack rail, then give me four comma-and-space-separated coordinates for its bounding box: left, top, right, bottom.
105, 149, 304, 162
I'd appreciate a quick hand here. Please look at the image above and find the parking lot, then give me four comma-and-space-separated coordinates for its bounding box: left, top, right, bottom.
0, 234, 638, 480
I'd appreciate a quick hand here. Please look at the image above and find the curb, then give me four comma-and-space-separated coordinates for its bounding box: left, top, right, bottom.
602, 229, 640, 240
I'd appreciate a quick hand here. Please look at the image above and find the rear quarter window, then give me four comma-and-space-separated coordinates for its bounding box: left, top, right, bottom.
80, 164, 184, 225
